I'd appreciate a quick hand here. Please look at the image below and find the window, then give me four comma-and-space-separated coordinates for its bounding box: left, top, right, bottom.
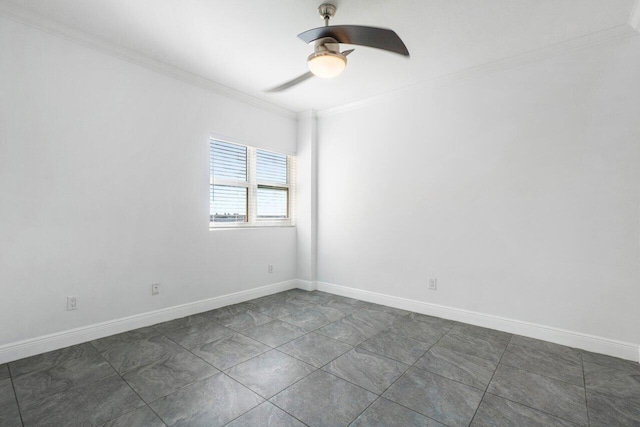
210, 138, 295, 227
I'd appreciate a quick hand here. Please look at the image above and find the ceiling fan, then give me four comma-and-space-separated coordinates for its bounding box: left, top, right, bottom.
266, 3, 410, 92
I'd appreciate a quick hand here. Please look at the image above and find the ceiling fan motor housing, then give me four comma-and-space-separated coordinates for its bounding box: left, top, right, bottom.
318, 3, 337, 22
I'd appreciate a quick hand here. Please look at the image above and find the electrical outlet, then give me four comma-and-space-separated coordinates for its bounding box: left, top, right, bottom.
268, 264, 274, 274
67, 296, 77, 311
152, 283, 160, 296
428, 278, 437, 290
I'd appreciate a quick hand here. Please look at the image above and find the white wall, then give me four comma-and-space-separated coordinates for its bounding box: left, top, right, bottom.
0, 17, 297, 347
296, 111, 318, 285
317, 36, 640, 345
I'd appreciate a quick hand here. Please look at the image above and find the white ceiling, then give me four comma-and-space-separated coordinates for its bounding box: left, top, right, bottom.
2, 0, 637, 113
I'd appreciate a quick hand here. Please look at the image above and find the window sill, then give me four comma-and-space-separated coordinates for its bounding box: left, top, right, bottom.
209, 224, 296, 230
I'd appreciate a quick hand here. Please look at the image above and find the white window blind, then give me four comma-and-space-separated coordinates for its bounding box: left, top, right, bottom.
210, 138, 295, 228
210, 140, 248, 223
256, 149, 288, 219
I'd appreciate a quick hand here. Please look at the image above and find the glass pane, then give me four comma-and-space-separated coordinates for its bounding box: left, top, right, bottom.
256, 149, 287, 183
211, 140, 247, 180
257, 187, 288, 219
210, 185, 247, 223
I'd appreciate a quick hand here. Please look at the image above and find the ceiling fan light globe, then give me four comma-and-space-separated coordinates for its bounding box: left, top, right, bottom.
307, 51, 346, 78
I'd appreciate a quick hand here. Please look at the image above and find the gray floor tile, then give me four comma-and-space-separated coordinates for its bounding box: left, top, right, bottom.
437, 325, 510, 363
13, 351, 115, 408
0, 379, 17, 413
154, 314, 209, 334
511, 335, 581, 362
315, 316, 379, 346
407, 312, 456, 327
584, 366, 640, 400
321, 295, 362, 308
286, 290, 334, 305
9, 343, 98, 378
192, 333, 270, 370
487, 364, 588, 425
202, 302, 259, 323
226, 402, 305, 427
304, 303, 349, 321
0, 406, 22, 427
270, 370, 377, 427
280, 293, 327, 308
358, 330, 431, 365
123, 350, 218, 402
250, 293, 288, 307
103, 406, 166, 427
387, 317, 450, 345
200, 301, 257, 322
350, 397, 445, 427
9, 292, 636, 427
354, 302, 412, 317
220, 310, 274, 331
383, 367, 484, 427
279, 305, 346, 332
414, 345, 498, 390
581, 351, 640, 373
471, 393, 578, 427
323, 348, 409, 394
101, 335, 183, 374
241, 320, 307, 347
586, 389, 640, 427
501, 341, 584, 386
253, 301, 304, 319
277, 289, 313, 299
164, 321, 234, 350
352, 309, 403, 330
225, 350, 316, 399
0, 365, 9, 381
149, 372, 263, 427
91, 326, 160, 353
277, 332, 353, 368
583, 353, 640, 400
20, 374, 144, 427
320, 299, 361, 316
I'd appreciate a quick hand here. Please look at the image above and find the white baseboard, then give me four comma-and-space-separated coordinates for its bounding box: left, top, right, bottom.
296, 279, 318, 291
0, 280, 298, 364
316, 281, 640, 363
3, 279, 638, 364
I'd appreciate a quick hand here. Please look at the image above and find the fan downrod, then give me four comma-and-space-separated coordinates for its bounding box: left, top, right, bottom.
318, 3, 336, 26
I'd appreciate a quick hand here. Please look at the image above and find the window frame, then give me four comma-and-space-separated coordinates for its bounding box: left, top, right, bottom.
209, 137, 295, 229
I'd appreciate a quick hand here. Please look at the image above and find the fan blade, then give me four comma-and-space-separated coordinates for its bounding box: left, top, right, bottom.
342, 48, 355, 56
298, 25, 409, 57
265, 71, 314, 92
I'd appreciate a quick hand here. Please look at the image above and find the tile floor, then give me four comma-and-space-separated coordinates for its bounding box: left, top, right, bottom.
1, 289, 639, 426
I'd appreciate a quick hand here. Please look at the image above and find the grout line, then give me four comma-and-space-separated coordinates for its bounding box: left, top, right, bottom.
150, 292, 325, 425
97, 355, 168, 426
580, 351, 591, 427
6, 289, 614, 427
340, 319, 456, 426
466, 334, 589, 426
481, 391, 586, 427
468, 332, 511, 425
6, 364, 26, 427
221, 401, 311, 427
10, 348, 122, 417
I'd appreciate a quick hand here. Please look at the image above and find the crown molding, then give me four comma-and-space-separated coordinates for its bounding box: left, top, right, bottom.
318, 24, 638, 118
630, 0, 640, 32
0, 1, 297, 120
2, 1, 637, 120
